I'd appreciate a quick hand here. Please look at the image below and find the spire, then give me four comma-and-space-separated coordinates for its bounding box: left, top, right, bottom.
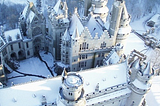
131, 59, 140, 70
63, 0, 68, 10
62, 68, 67, 82
72, 26, 80, 39
143, 62, 152, 75
63, 29, 70, 41
54, 0, 61, 14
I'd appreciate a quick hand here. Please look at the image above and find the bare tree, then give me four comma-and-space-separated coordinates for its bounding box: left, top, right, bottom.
149, 48, 160, 75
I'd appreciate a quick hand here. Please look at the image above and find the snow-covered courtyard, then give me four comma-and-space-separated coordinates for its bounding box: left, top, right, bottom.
6, 51, 56, 86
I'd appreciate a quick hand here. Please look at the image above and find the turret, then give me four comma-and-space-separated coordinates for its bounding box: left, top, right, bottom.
47, 0, 69, 60
61, 29, 71, 65
84, 0, 92, 16
85, 0, 109, 22
127, 59, 154, 106
57, 69, 86, 106
109, 0, 131, 54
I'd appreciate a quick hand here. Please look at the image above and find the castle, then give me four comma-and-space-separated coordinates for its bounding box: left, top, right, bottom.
0, 0, 131, 78
0, 0, 155, 105
0, 50, 154, 106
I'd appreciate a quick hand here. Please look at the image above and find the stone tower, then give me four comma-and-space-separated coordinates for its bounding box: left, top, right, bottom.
127, 59, 154, 106
84, 0, 109, 22
57, 69, 86, 106
48, 0, 69, 60
109, 0, 131, 55
84, 0, 92, 16
61, 29, 71, 66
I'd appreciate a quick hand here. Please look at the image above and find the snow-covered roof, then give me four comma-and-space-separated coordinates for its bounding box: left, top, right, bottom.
4, 29, 22, 43
63, 29, 70, 41
93, 7, 109, 14
28, 10, 35, 23
69, 14, 84, 36
53, 0, 63, 15
86, 16, 103, 38
148, 14, 160, 23
72, 27, 80, 39
0, 62, 129, 106
22, 4, 29, 18
104, 50, 120, 65
132, 79, 150, 89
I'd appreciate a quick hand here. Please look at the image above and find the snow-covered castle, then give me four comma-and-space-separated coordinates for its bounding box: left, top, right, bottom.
0, 0, 155, 106
0, 0, 131, 77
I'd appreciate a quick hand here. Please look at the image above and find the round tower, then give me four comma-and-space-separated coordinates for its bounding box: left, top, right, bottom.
127, 61, 154, 106
57, 69, 86, 106
89, 0, 109, 22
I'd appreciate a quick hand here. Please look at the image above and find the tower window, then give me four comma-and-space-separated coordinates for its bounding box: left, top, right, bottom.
26, 42, 29, 48
10, 45, 13, 50
18, 43, 21, 49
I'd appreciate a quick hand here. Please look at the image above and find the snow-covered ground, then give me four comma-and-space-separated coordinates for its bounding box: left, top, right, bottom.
7, 51, 55, 86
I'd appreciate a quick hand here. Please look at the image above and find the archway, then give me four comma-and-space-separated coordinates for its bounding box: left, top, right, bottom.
18, 50, 25, 59
11, 52, 17, 60
32, 27, 42, 37
33, 37, 41, 55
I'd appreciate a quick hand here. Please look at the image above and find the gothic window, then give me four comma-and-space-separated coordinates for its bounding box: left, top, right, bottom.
98, 53, 101, 57
80, 44, 82, 50
102, 53, 104, 57
2, 48, 7, 56
27, 51, 30, 56
10, 45, 13, 51
101, 42, 106, 48
26, 42, 29, 48
18, 43, 21, 49
79, 61, 87, 68
79, 54, 88, 60
32, 27, 42, 37
81, 42, 89, 50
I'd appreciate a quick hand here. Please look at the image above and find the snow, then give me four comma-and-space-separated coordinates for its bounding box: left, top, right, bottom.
86, 16, 103, 38
86, 88, 131, 105
0, 61, 129, 106
4, 29, 22, 43
7, 57, 52, 86
124, 33, 146, 55
145, 76, 160, 106
93, 7, 109, 14
63, 29, 70, 41
118, 26, 131, 34
28, 10, 35, 23
69, 14, 84, 35
81, 62, 128, 94
104, 50, 120, 65
53, 0, 63, 15
132, 79, 150, 89
39, 51, 54, 68
22, 5, 28, 18
148, 14, 160, 24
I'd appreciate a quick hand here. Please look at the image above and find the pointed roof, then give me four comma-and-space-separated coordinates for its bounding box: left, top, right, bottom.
72, 27, 80, 39
69, 13, 84, 36
63, 29, 70, 41
63, 1, 68, 10
131, 59, 140, 70
143, 62, 152, 75
86, 16, 103, 38
54, 0, 62, 14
